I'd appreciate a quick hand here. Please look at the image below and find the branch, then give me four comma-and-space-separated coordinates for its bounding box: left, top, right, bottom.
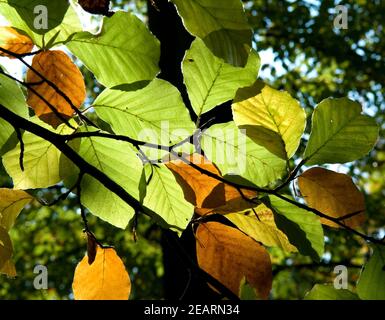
0, 104, 145, 215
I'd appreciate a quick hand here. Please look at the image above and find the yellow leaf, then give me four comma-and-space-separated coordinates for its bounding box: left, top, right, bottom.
26, 50, 86, 127
72, 246, 131, 300
0, 27, 34, 58
298, 167, 365, 228
0, 259, 17, 278
0, 226, 13, 269
232, 81, 306, 159
225, 204, 297, 252
196, 222, 272, 299
0, 188, 33, 230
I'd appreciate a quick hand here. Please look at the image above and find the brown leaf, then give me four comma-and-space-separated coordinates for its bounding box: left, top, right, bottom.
196, 222, 272, 299
72, 246, 131, 300
0, 27, 33, 58
298, 167, 366, 228
78, 0, 111, 15
26, 50, 86, 127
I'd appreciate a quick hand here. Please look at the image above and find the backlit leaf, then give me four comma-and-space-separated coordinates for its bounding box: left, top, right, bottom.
303, 98, 378, 165
232, 81, 306, 159
143, 164, 194, 232
0, 26, 33, 58
200, 122, 287, 187
172, 0, 252, 66
62, 127, 144, 229
3, 118, 75, 189
0, 69, 29, 154
93, 79, 194, 146
73, 246, 131, 300
0, 0, 81, 48
195, 183, 257, 216
0, 188, 33, 230
298, 167, 365, 228
26, 50, 86, 127
304, 284, 359, 300
166, 153, 225, 209
183, 38, 259, 117
225, 204, 297, 253
196, 222, 272, 299
357, 246, 385, 300
268, 195, 324, 261
67, 11, 160, 87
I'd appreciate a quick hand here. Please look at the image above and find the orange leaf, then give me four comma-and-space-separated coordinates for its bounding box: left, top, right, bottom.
78, 0, 110, 15
26, 50, 86, 127
166, 153, 225, 208
195, 184, 257, 215
196, 222, 272, 299
0, 27, 33, 58
298, 167, 366, 228
72, 246, 131, 300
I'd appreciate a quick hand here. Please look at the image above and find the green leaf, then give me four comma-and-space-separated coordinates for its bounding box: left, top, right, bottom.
2, 118, 75, 189
232, 81, 306, 159
357, 246, 385, 300
0, 226, 12, 269
183, 39, 259, 117
304, 284, 359, 300
268, 195, 324, 261
0, 0, 81, 48
143, 164, 194, 231
303, 98, 378, 165
67, 11, 160, 87
0, 70, 29, 154
171, 0, 252, 66
225, 204, 297, 253
200, 122, 286, 187
0, 188, 33, 230
93, 79, 195, 146
64, 128, 144, 229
